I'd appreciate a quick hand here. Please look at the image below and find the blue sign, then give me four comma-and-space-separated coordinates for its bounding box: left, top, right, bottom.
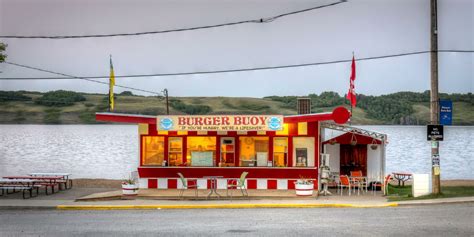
159, 118, 173, 130
268, 117, 282, 130
439, 100, 453, 125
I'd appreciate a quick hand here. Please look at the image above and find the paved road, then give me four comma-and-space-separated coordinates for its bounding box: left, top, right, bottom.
0, 203, 473, 236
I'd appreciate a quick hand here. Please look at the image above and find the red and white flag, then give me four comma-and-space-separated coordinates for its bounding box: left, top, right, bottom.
346, 55, 357, 107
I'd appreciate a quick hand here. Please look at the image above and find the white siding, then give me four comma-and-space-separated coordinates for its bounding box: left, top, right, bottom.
324, 144, 340, 173
367, 144, 383, 182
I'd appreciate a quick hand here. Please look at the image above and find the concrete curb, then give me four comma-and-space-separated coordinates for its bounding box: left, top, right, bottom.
0, 206, 57, 210
396, 199, 474, 206
56, 203, 398, 210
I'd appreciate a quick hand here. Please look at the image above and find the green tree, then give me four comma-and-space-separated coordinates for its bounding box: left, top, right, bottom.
0, 42, 6, 62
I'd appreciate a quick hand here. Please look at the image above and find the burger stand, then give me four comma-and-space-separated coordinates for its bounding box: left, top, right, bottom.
95, 106, 352, 191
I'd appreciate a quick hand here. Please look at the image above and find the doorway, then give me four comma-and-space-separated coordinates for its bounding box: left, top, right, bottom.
340, 144, 367, 176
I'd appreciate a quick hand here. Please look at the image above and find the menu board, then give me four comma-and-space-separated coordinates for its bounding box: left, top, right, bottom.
191, 151, 213, 167
256, 152, 268, 167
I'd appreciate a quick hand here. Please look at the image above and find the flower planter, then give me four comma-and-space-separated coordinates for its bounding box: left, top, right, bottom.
121, 183, 139, 196
294, 183, 314, 196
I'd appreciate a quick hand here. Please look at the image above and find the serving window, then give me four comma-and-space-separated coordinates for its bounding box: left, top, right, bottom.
239, 137, 269, 167
142, 136, 165, 166
273, 137, 288, 167
187, 136, 216, 166
168, 137, 183, 166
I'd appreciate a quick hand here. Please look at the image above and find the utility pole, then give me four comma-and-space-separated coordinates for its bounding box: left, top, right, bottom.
163, 89, 169, 115
430, 0, 441, 194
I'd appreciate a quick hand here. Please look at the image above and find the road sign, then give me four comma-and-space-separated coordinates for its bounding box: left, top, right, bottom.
427, 125, 443, 141
439, 100, 453, 125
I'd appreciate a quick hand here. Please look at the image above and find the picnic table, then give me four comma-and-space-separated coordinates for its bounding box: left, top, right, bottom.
392, 172, 412, 187
3, 176, 65, 194
0, 178, 40, 199
29, 173, 72, 189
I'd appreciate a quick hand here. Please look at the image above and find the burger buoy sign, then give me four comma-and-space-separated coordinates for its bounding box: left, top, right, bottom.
157, 115, 283, 132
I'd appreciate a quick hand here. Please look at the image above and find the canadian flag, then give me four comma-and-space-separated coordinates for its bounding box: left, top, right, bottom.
346, 55, 356, 107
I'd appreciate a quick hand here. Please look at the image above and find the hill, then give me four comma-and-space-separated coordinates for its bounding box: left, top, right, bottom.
0, 90, 472, 125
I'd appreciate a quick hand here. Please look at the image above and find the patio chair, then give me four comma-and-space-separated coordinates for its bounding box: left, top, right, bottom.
350, 170, 368, 193
372, 174, 392, 196
177, 173, 198, 199
337, 175, 351, 196
226, 171, 249, 200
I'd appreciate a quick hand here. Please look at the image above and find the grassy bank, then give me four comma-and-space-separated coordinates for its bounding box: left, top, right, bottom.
0, 90, 473, 125
386, 184, 474, 201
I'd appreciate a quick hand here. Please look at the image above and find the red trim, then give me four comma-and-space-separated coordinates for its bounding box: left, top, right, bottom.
267, 180, 277, 189
139, 135, 143, 166
295, 188, 313, 191
247, 180, 257, 189
148, 179, 157, 188
288, 180, 296, 189
138, 167, 318, 179
288, 137, 293, 167
95, 107, 350, 125
164, 138, 169, 164
183, 136, 188, 164
167, 179, 177, 189
122, 188, 139, 191
96, 113, 156, 124
322, 132, 382, 145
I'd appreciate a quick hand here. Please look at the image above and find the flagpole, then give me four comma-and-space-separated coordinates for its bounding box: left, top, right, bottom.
350, 52, 354, 125
108, 55, 111, 112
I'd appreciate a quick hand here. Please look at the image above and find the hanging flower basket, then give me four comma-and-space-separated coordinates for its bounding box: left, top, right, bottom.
350, 133, 357, 146
370, 138, 378, 150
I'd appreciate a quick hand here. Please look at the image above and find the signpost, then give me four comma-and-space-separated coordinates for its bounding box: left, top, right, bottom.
427, 125, 444, 141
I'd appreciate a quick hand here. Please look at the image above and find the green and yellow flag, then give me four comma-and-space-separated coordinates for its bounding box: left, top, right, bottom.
109, 56, 115, 111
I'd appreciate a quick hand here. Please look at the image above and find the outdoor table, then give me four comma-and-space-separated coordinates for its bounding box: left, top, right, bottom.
29, 173, 72, 189
0, 178, 37, 185
0, 178, 39, 198
4, 176, 64, 192
392, 172, 412, 186
349, 176, 368, 195
203, 176, 223, 199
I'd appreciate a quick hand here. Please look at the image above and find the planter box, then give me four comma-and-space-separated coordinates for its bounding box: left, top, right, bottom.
295, 183, 314, 196
122, 183, 139, 196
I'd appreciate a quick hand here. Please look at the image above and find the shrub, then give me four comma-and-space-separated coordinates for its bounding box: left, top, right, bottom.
35, 90, 86, 106
0, 91, 32, 102
170, 99, 212, 115
119, 91, 134, 96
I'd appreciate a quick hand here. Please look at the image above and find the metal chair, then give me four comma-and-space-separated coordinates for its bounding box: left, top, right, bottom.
337, 175, 352, 196
177, 173, 198, 199
226, 171, 249, 200
372, 174, 392, 196
350, 170, 368, 193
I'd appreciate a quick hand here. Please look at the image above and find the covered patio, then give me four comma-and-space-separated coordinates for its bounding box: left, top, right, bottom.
320, 122, 388, 186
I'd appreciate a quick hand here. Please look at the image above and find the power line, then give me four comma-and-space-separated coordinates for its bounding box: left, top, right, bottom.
1, 49, 472, 80
0, 1, 346, 39
1, 62, 162, 95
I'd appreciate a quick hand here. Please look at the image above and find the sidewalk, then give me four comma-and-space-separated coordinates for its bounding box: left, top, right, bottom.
0, 188, 472, 210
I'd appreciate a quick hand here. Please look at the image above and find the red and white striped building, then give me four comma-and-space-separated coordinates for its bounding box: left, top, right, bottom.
95, 106, 351, 190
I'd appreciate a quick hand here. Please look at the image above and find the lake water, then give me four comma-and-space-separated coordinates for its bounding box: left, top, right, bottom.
0, 125, 472, 180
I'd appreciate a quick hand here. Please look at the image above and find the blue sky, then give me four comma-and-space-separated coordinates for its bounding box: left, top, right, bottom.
0, 0, 472, 97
